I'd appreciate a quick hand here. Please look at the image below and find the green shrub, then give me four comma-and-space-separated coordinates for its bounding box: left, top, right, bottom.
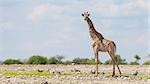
47, 57, 59, 64
87, 58, 102, 65
104, 59, 112, 65
134, 54, 141, 62
104, 55, 127, 65
72, 58, 87, 64
27, 55, 47, 64
3, 59, 23, 64
130, 61, 139, 65
143, 61, 150, 65
72, 58, 102, 64
63, 60, 72, 65
116, 55, 128, 65
55, 55, 64, 63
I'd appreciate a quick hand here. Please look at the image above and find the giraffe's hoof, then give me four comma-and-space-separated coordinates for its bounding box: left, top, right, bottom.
112, 74, 115, 77
119, 74, 122, 77
95, 75, 98, 77
95, 73, 98, 77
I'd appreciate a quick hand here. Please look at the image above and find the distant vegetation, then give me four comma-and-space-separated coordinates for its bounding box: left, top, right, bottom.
27, 55, 47, 64
130, 54, 141, 65
1, 54, 150, 65
143, 61, 150, 65
104, 55, 127, 65
2, 59, 23, 64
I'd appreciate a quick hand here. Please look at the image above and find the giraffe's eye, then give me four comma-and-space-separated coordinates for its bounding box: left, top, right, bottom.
82, 14, 84, 16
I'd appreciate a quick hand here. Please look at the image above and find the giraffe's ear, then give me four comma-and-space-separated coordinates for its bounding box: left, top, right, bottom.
86, 11, 90, 16
81, 13, 84, 16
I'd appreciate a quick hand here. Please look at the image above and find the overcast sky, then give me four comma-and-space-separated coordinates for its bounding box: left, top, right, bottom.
0, 0, 149, 63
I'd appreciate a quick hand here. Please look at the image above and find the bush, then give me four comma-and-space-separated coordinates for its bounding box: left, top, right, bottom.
47, 57, 59, 64
72, 58, 102, 64
104, 59, 112, 65
55, 55, 64, 63
143, 61, 150, 65
0, 60, 2, 64
3, 59, 23, 64
116, 55, 128, 65
63, 60, 72, 65
27, 55, 47, 64
72, 58, 88, 64
130, 61, 139, 65
87, 58, 102, 65
104, 55, 127, 65
134, 54, 141, 62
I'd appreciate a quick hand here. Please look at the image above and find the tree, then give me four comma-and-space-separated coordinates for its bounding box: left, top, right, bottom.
142, 54, 150, 65
104, 59, 112, 65
55, 55, 64, 63
130, 54, 141, 65
63, 60, 72, 65
72, 57, 102, 64
0, 60, 2, 64
72, 57, 88, 64
104, 54, 127, 65
134, 54, 141, 62
88, 58, 102, 64
148, 54, 150, 58
86, 58, 95, 64
130, 61, 140, 65
115, 55, 127, 65
27, 55, 47, 64
143, 61, 150, 65
47, 57, 59, 64
3, 59, 23, 64
72, 57, 84, 64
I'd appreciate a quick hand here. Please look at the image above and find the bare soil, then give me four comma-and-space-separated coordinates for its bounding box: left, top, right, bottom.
0, 65, 150, 84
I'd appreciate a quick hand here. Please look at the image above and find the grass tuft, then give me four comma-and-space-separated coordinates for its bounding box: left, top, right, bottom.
1, 71, 73, 77
1, 71, 149, 80
0, 71, 94, 77
143, 76, 150, 79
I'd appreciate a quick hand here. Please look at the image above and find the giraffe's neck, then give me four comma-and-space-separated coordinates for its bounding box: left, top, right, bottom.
86, 18, 96, 32
86, 17, 104, 40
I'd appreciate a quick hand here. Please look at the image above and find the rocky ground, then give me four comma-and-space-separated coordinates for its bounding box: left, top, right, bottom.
0, 65, 150, 84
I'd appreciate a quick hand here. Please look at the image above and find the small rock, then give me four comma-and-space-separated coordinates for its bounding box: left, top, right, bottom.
71, 68, 81, 73
37, 69, 44, 72
101, 72, 105, 75
123, 77, 128, 80
90, 70, 96, 74
133, 71, 138, 76
41, 81, 48, 84
147, 79, 150, 82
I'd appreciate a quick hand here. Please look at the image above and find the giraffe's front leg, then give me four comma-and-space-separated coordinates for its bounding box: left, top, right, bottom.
92, 43, 99, 76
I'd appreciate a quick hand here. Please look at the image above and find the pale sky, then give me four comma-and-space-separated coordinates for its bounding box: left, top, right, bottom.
0, 0, 149, 63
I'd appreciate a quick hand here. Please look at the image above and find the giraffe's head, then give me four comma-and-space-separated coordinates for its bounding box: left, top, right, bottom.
81, 12, 90, 21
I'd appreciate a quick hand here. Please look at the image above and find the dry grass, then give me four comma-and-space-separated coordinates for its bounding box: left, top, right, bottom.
0, 65, 150, 84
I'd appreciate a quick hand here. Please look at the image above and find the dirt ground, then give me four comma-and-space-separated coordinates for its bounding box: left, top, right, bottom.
0, 65, 150, 84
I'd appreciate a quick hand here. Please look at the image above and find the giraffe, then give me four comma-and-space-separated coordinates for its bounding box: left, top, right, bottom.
81, 12, 121, 77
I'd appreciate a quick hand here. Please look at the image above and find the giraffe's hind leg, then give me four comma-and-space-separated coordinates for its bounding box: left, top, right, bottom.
108, 52, 116, 77
116, 63, 121, 75
109, 52, 122, 77
115, 57, 122, 75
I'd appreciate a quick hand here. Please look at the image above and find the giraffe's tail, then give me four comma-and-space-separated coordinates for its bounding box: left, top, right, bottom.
112, 41, 116, 54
